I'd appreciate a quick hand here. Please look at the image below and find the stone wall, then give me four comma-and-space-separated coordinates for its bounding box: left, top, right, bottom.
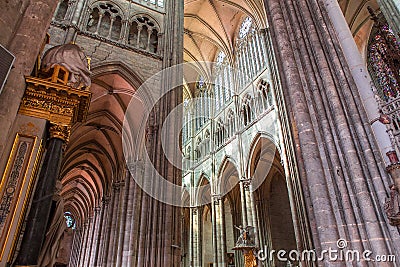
0, 0, 58, 162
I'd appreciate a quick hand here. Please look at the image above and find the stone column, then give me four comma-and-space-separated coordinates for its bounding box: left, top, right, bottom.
84, 212, 97, 266
89, 206, 101, 266
241, 179, 259, 247
14, 124, 69, 266
213, 196, 226, 266
377, 0, 400, 36
77, 221, 89, 266
191, 207, 200, 266
324, 0, 394, 163
116, 177, 129, 266
211, 197, 218, 266
106, 181, 122, 265
264, 0, 399, 259
94, 197, 110, 266
101, 190, 116, 266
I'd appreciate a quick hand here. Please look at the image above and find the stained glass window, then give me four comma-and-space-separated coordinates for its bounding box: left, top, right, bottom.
198, 76, 205, 89
216, 51, 226, 65
239, 17, 252, 39
368, 19, 400, 101
64, 212, 76, 229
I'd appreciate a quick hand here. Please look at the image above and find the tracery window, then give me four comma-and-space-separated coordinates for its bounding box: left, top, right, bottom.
236, 17, 267, 89
195, 76, 211, 130
195, 138, 202, 160
214, 51, 233, 111
87, 3, 123, 41
239, 17, 252, 39
226, 109, 236, 138
214, 119, 226, 146
257, 79, 273, 112
55, 0, 69, 21
204, 130, 210, 155
242, 95, 253, 126
182, 98, 190, 144
128, 15, 159, 53
368, 17, 400, 101
142, 0, 164, 8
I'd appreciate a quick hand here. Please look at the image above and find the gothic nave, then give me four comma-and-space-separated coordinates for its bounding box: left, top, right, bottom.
0, 0, 400, 266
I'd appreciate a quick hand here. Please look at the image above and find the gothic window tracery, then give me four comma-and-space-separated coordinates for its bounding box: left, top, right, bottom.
128, 15, 159, 53
183, 98, 190, 144
227, 109, 236, 138
257, 79, 273, 112
215, 119, 226, 146
195, 138, 202, 160
242, 94, 253, 126
86, 2, 123, 41
55, 0, 69, 21
214, 51, 233, 111
235, 17, 267, 88
204, 130, 210, 155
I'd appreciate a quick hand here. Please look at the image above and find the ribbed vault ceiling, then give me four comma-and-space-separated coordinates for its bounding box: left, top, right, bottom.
339, 0, 380, 58
60, 0, 384, 225
183, 0, 266, 64
61, 72, 145, 225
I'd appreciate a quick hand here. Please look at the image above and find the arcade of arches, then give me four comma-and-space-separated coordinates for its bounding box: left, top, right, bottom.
1, 0, 400, 266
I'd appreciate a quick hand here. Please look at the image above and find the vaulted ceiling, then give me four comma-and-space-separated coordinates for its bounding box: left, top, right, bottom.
183, 0, 267, 64
60, 0, 384, 224
60, 71, 145, 225
339, 0, 380, 59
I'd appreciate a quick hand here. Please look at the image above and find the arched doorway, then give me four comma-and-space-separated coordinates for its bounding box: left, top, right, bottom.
250, 136, 297, 267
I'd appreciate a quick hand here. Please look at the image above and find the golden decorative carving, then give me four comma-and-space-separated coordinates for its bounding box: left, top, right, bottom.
0, 134, 38, 261
244, 249, 257, 267
19, 76, 91, 127
49, 124, 71, 142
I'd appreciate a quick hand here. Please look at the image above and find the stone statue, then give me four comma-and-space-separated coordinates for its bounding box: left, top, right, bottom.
42, 43, 91, 89
234, 225, 255, 248
384, 184, 400, 226
37, 181, 67, 267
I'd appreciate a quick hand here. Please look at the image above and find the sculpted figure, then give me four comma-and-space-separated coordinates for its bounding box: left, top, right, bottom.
234, 225, 255, 247
42, 43, 91, 88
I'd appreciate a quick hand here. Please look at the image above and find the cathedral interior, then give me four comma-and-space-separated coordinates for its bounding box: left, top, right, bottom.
0, 0, 400, 266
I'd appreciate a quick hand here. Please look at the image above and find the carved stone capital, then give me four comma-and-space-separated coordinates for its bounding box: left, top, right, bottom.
102, 196, 111, 205
49, 124, 71, 142
112, 181, 124, 191
240, 178, 252, 191
212, 194, 222, 205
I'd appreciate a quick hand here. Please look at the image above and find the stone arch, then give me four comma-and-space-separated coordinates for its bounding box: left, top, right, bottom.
216, 156, 240, 197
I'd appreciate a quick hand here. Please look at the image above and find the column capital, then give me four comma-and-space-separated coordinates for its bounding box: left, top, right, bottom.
211, 194, 223, 205
102, 196, 111, 205
49, 123, 71, 142
240, 178, 252, 190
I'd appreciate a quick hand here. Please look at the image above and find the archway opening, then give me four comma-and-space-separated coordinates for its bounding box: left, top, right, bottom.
250, 136, 297, 267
